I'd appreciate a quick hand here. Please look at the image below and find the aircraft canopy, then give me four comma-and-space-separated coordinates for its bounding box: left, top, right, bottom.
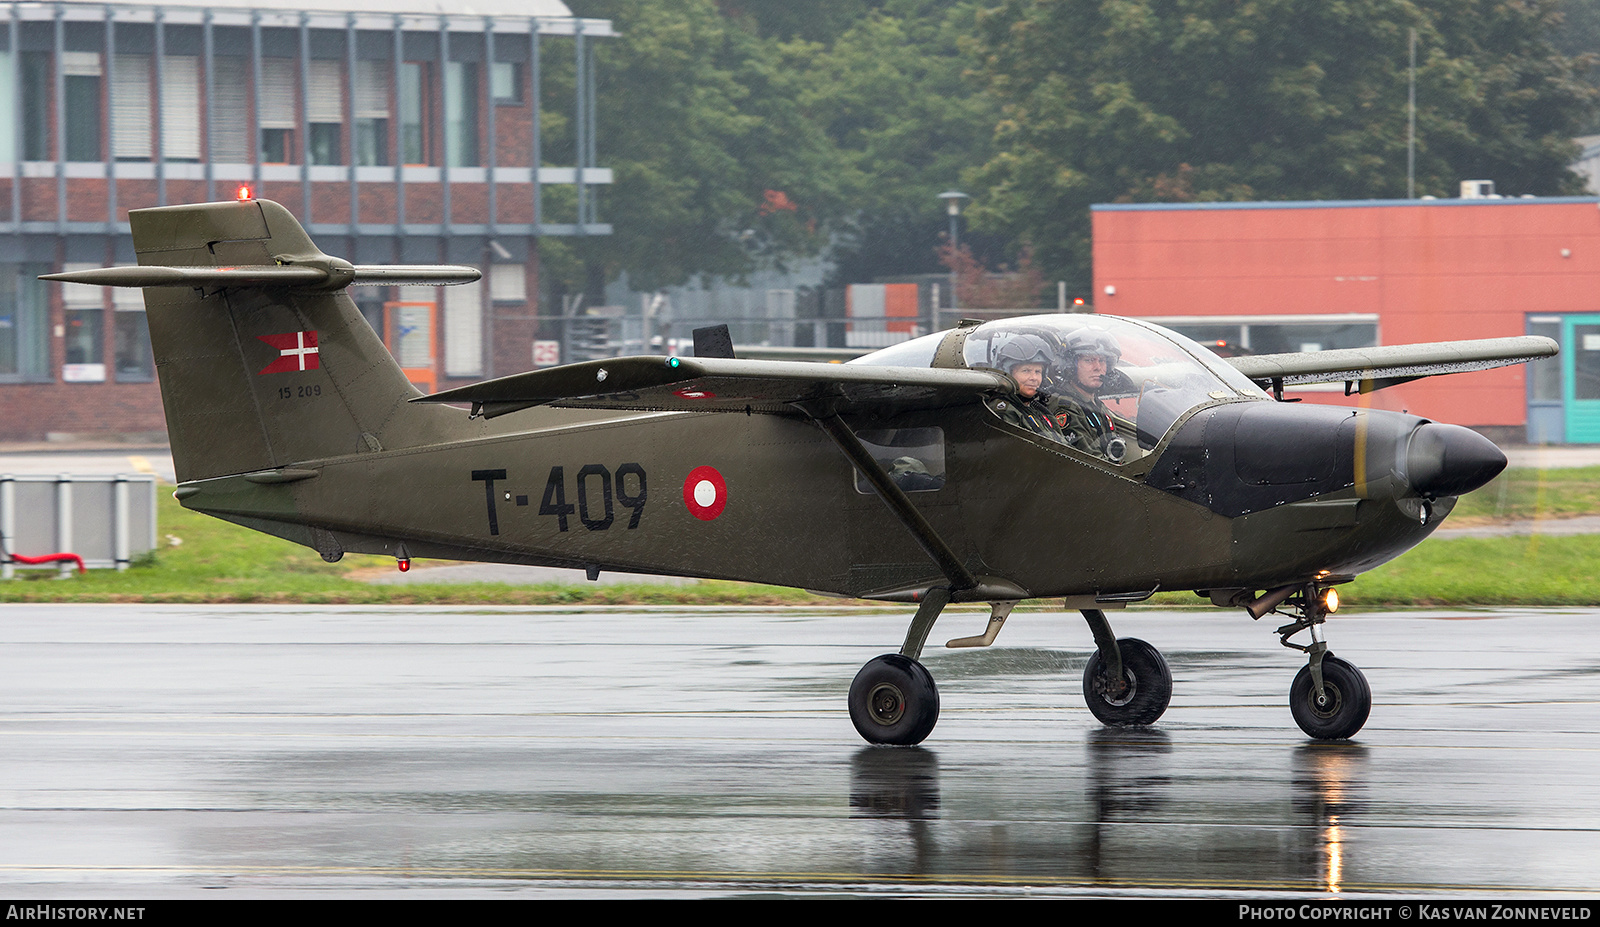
855, 314, 1271, 458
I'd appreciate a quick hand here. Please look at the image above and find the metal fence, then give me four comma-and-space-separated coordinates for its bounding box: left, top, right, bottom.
1, 474, 159, 578
534, 310, 1069, 364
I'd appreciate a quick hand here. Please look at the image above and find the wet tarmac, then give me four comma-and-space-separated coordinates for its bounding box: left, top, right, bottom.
1, 604, 1598, 898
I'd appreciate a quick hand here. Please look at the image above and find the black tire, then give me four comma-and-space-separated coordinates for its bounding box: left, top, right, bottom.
848, 654, 940, 746
1082, 637, 1172, 726
1289, 655, 1371, 740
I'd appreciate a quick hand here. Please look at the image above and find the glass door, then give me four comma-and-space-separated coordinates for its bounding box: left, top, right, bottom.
1564, 315, 1600, 443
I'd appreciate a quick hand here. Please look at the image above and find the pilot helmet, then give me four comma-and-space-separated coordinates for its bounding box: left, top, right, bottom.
991, 333, 1055, 375
1061, 327, 1122, 366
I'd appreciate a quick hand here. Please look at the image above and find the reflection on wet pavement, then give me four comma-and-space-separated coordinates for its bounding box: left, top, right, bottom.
0, 605, 1597, 896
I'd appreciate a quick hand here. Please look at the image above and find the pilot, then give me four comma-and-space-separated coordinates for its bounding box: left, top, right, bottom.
990, 334, 1065, 443
1048, 327, 1124, 460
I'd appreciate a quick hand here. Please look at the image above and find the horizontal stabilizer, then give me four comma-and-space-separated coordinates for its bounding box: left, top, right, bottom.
412, 355, 1009, 418
41, 263, 480, 289
1226, 335, 1557, 392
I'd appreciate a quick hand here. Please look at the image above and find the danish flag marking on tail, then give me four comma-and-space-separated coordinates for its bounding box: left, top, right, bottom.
257, 331, 320, 374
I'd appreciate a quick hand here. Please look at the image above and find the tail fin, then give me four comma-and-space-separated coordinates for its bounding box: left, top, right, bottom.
62, 199, 476, 483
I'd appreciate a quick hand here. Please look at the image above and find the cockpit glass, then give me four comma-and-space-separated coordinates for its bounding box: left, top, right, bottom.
847, 330, 945, 368
963, 314, 1269, 461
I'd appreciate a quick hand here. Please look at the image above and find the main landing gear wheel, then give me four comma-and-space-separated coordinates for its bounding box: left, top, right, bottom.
1082, 637, 1172, 726
849, 654, 940, 746
1289, 655, 1371, 740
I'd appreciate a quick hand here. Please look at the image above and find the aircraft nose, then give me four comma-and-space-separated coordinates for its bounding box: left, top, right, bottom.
1406, 423, 1506, 498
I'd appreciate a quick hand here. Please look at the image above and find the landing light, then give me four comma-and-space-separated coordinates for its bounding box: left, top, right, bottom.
1322, 588, 1339, 614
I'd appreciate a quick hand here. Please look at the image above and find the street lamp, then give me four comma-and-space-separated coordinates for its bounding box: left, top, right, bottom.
937, 190, 969, 316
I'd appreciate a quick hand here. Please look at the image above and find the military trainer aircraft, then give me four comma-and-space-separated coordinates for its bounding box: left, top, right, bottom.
45, 197, 1556, 746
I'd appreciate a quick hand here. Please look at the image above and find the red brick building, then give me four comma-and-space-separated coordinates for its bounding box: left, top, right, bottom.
1092, 196, 1600, 444
0, 0, 611, 440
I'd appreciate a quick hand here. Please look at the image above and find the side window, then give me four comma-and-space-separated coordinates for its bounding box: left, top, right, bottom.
853, 428, 946, 494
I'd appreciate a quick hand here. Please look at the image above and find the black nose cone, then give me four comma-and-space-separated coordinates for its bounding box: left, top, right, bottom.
1407, 423, 1506, 498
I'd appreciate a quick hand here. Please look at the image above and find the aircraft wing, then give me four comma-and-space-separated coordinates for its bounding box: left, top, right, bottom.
1225, 335, 1557, 393
412, 355, 1011, 418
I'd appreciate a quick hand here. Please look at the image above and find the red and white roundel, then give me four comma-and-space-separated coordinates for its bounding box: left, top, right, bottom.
683, 466, 728, 521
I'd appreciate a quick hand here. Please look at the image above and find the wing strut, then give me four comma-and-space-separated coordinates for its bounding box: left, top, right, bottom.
807, 410, 977, 595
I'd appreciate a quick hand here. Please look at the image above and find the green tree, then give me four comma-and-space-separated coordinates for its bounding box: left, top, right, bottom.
555, 0, 844, 296
1550, 0, 1600, 132
794, 1, 1004, 284
969, 0, 1599, 288
714, 0, 883, 44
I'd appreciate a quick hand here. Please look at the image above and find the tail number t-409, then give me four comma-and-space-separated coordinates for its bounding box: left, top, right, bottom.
472, 465, 647, 535
540, 464, 649, 532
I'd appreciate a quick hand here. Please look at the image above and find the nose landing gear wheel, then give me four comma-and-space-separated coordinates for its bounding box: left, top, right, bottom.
1289, 655, 1371, 740
1082, 637, 1172, 726
849, 654, 940, 745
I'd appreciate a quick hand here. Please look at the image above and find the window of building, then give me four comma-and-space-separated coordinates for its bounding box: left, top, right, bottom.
1152, 315, 1379, 357
444, 61, 478, 167
309, 121, 341, 165
260, 128, 291, 163
1528, 317, 1561, 403
61, 263, 106, 383
210, 56, 250, 162
259, 57, 297, 164
307, 59, 343, 165
354, 292, 385, 338
1575, 324, 1600, 402
489, 264, 526, 303
443, 280, 483, 377
111, 54, 152, 160
0, 266, 50, 383
491, 61, 521, 104
160, 56, 200, 161
354, 59, 389, 166
0, 51, 14, 162
399, 61, 429, 164
113, 286, 152, 382
22, 51, 50, 160
62, 52, 102, 162
387, 298, 434, 370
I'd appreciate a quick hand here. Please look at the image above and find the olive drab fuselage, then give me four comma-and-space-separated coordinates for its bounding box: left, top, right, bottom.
179, 346, 1451, 603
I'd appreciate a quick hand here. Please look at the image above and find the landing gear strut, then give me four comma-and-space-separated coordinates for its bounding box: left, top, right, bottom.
1080, 608, 1172, 726
1270, 584, 1372, 740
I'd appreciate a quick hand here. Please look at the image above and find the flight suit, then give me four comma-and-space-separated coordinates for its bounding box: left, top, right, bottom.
1047, 387, 1117, 458
991, 393, 1067, 444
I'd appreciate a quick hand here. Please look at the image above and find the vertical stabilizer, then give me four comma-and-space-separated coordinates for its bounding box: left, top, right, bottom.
128, 199, 468, 482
